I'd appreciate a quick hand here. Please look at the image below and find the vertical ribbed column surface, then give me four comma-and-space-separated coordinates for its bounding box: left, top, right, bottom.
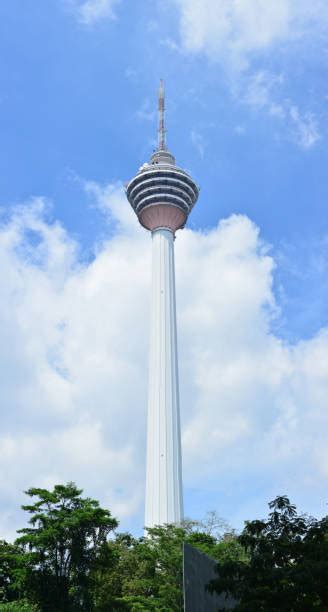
145, 228, 184, 528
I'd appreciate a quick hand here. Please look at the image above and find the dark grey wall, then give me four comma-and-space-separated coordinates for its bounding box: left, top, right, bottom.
183, 543, 236, 611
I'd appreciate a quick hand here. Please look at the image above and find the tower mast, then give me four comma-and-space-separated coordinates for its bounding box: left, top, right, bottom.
158, 79, 166, 151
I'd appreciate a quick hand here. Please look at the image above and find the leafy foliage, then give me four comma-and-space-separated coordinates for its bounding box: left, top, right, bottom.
92, 520, 244, 611
0, 601, 39, 611
2, 486, 326, 611
0, 541, 26, 603
209, 495, 328, 611
15, 483, 118, 611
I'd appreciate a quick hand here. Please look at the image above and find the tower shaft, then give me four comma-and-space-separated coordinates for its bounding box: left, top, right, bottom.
145, 228, 183, 527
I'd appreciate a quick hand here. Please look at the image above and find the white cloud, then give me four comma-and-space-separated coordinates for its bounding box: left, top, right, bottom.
0, 186, 328, 538
289, 106, 320, 149
172, 0, 290, 70
172, 0, 328, 64
67, 0, 119, 24
170, 2, 324, 149
241, 71, 320, 149
243, 71, 284, 109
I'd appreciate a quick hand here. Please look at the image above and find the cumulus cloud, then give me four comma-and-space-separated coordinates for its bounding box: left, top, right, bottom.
172, 0, 328, 64
172, 0, 291, 73
66, 0, 119, 24
0, 185, 328, 538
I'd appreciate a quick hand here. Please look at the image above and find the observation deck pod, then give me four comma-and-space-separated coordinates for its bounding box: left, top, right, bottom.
126, 149, 199, 234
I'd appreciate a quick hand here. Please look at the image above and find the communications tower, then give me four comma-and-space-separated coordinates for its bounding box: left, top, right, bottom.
126, 81, 199, 527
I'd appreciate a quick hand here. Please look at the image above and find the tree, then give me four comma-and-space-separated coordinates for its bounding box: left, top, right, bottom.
93, 525, 188, 611
15, 482, 118, 611
209, 495, 328, 611
0, 541, 25, 603
92, 520, 245, 611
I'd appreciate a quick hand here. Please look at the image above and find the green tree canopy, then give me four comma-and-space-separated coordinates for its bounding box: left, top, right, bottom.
92, 519, 245, 611
7, 485, 327, 611
209, 495, 328, 611
0, 540, 27, 604
15, 482, 118, 611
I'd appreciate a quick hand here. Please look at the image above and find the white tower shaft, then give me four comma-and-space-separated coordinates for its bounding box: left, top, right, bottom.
145, 228, 184, 528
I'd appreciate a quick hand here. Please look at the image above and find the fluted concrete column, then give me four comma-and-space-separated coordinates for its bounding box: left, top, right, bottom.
145, 227, 184, 528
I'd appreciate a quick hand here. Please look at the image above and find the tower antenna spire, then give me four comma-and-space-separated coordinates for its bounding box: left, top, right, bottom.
158, 79, 166, 151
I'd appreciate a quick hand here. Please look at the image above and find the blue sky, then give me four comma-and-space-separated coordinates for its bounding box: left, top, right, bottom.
0, 0, 328, 537
1, 0, 327, 339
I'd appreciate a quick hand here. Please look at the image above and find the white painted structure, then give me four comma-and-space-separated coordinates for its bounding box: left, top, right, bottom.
126, 82, 199, 528
145, 228, 183, 526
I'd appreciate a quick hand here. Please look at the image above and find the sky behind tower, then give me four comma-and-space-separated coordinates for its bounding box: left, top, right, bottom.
0, 0, 328, 538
